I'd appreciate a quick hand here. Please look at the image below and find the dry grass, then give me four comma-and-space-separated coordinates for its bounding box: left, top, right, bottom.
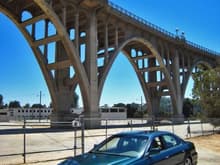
188, 134, 220, 153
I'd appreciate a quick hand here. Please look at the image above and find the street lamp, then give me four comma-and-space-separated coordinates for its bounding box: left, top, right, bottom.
175, 28, 179, 37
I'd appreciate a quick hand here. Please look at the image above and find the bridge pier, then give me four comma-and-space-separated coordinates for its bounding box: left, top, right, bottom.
150, 97, 160, 118
171, 50, 184, 123
83, 111, 101, 129
50, 41, 79, 128
50, 7, 102, 129
81, 9, 101, 129
50, 91, 78, 128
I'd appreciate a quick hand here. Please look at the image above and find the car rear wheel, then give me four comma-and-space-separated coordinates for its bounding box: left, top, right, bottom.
184, 157, 192, 165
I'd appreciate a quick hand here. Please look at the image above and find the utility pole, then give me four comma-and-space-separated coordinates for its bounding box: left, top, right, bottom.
39, 91, 42, 122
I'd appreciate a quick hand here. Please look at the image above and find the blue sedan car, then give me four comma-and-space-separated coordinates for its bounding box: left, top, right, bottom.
59, 131, 197, 165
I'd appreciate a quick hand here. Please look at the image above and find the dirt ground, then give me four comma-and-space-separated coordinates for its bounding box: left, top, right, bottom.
189, 134, 220, 153
188, 134, 220, 165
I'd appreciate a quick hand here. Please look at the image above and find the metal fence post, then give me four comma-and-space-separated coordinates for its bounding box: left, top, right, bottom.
213, 125, 215, 135
105, 119, 108, 140
201, 120, 204, 136
23, 118, 26, 164
171, 118, 174, 134
130, 119, 133, 131
187, 119, 191, 138
72, 119, 77, 156
152, 116, 155, 131
80, 116, 85, 154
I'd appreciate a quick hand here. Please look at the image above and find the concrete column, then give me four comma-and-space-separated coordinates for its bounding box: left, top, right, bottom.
84, 10, 100, 128
172, 50, 184, 122
31, 23, 35, 39
148, 58, 160, 118
104, 22, 109, 63
50, 41, 77, 127
115, 25, 118, 48
150, 97, 160, 118
181, 54, 185, 85
44, 20, 49, 60
74, 11, 79, 57
62, 7, 66, 28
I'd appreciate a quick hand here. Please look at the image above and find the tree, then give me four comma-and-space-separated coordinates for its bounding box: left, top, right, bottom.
192, 66, 220, 126
113, 103, 126, 108
49, 102, 53, 108
23, 103, 30, 108
182, 98, 193, 118
126, 103, 138, 118
32, 104, 44, 108
9, 101, 21, 108
0, 94, 3, 109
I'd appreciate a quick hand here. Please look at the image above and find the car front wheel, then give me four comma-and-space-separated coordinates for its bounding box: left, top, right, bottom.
184, 157, 192, 165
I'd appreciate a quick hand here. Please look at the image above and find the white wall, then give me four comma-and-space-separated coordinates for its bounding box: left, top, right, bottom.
0, 109, 9, 122
8, 108, 52, 120
100, 107, 127, 119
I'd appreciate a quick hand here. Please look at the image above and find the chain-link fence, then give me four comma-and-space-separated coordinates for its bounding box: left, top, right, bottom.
0, 118, 219, 164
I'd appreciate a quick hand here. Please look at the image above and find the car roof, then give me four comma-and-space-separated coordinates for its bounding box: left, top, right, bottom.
114, 130, 173, 138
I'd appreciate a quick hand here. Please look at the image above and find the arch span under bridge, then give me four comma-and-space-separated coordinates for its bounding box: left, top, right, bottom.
1, 0, 219, 128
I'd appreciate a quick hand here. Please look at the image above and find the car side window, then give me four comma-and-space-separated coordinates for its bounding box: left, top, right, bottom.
98, 137, 120, 152
149, 136, 163, 154
162, 135, 179, 149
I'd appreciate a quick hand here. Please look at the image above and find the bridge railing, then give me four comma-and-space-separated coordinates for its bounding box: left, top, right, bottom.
108, 1, 175, 38
108, 1, 220, 56
186, 40, 219, 56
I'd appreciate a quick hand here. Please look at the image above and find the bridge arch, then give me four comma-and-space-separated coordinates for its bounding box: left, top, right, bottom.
1, 0, 219, 128
0, 5, 57, 104
183, 59, 213, 96
98, 37, 178, 116
0, 1, 90, 122
191, 59, 213, 71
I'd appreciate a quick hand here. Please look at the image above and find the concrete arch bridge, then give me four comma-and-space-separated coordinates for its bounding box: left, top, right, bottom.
1, 0, 219, 127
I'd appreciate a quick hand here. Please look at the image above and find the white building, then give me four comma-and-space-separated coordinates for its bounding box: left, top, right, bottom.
1, 106, 127, 121
70, 107, 127, 120
8, 108, 52, 120
100, 107, 127, 119
0, 109, 9, 122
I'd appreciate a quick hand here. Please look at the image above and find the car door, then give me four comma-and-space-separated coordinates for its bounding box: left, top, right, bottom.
147, 136, 171, 165
161, 134, 185, 164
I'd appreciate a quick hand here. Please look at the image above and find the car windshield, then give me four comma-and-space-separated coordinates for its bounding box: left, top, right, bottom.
91, 135, 149, 158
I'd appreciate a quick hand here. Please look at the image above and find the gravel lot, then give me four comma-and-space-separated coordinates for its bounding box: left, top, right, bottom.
24, 134, 220, 165
188, 134, 220, 165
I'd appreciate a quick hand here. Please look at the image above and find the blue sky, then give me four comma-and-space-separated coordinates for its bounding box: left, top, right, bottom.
0, 0, 220, 107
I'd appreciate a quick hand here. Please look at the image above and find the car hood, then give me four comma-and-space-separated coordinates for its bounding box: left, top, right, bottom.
59, 152, 138, 165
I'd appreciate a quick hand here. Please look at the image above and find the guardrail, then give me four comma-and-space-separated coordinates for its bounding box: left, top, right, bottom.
108, 1, 220, 56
